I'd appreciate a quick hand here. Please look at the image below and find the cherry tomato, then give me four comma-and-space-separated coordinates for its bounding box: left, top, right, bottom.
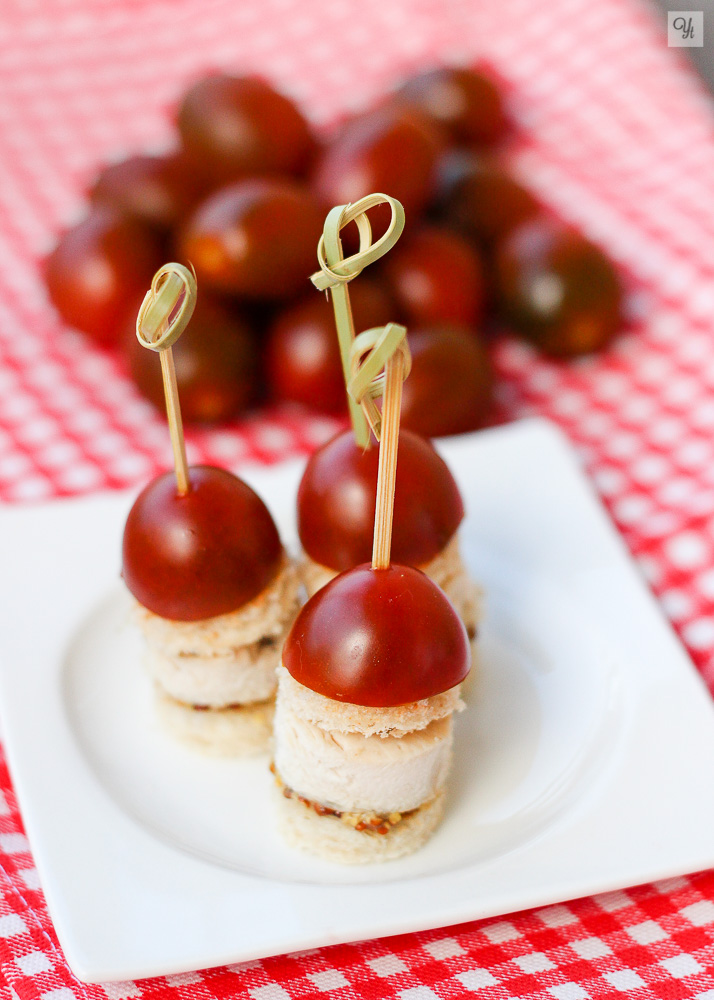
45, 206, 163, 347
313, 104, 445, 229
495, 216, 623, 356
90, 153, 207, 233
298, 427, 464, 571
382, 225, 485, 327
266, 278, 395, 413
123, 466, 283, 621
123, 296, 258, 424
180, 178, 323, 298
396, 66, 508, 147
177, 74, 317, 184
283, 563, 469, 706
436, 152, 539, 245
400, 326, 493, 437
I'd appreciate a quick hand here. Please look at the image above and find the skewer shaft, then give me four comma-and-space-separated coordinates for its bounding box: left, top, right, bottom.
160, 347, 190, 496
372, 351, 404, 570
330, 280, 370, 447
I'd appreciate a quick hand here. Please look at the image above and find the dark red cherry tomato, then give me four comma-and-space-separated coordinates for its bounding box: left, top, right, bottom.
313, 104, 445, 229
383, 225, 485, 327
495, 216, 623, 356
90, 153, 207, 233
266, 278, 395, 413
298, 427, 464, 571
180, 178, 323, 298
123, 296, 258, 424
400, 326, 493, 437
283, 563, 470, 706
396, 66, 508, 147
123, 466, 282, 621
177, 74, 317, 184
45, 207, 163, 347
436, 152, 540, 245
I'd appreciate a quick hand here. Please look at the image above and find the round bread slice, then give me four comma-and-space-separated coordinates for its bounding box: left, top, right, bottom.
156, 688, 274, 756
275, 787, 446, 864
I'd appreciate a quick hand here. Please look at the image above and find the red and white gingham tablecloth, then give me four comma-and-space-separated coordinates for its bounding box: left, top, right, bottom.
3, 0, 714, 996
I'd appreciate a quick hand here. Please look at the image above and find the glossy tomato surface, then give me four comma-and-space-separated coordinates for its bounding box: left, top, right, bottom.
124, 296, 258, 423
177, 74, 317, 184
90, 153, 207, 232
495, 216, 623, 356
298, 428, 464, 571
383, 225, 485, 327
283, 563, 470, 706
313, 104, 444, 225
45, 206, 163, 347
400, 326, 493, 437
436, 152, 540, 245
397, 66, 508, 147
266, 278, 395, 412
180, 178, 323, 298
123, 466, 282, 621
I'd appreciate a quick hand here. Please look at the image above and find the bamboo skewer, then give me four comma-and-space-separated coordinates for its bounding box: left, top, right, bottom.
348, 320, 411, 569
372, 350, 405, 570
311, 193, 406, 449
135, 263, 197, 496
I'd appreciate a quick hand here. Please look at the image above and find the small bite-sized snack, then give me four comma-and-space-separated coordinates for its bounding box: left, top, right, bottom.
273, 563, 470, 863
122, 262, 300, 754
297, 428, 482, 638
123, 466, 301, 754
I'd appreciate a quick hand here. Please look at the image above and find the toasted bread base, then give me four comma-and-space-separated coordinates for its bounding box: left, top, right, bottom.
156, 689, 274, 756
275, 787, 446, 864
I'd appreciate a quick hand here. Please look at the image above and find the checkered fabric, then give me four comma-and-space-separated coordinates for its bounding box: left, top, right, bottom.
2, 0, 714, 995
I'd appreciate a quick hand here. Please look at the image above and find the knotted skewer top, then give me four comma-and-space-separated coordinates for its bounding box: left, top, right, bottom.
311, 193, 405, 292
136, 263, 197, 351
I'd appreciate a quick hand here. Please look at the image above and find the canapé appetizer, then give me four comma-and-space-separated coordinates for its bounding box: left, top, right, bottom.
122, 264, 300, 753
273, 307, 470, 862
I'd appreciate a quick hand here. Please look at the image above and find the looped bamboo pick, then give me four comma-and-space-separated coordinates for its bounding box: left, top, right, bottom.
136, 262, 197, 496
347, 321, 411, 571
310, 193, 405, 448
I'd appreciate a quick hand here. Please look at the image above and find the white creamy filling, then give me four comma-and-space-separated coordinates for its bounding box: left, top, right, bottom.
136, 557, 301, 707
146, 643, 279, 707
273, 695, 453, 814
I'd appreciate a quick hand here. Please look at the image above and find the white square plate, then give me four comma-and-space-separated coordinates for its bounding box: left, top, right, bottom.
2, 417, 714, 984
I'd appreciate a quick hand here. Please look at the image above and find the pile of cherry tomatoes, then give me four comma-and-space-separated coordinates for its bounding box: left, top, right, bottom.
45, 67, 623, 437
